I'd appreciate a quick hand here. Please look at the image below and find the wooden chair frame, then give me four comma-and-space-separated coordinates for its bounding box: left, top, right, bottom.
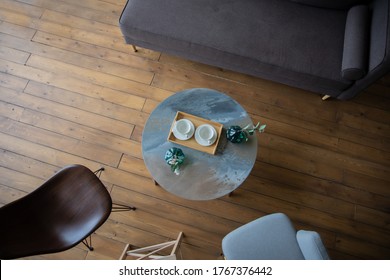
120, 232, 184, 260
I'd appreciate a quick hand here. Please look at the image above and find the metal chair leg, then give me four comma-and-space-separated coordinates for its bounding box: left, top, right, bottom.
93, 167, 137, 212
93, 167, 105, 177
112, 203, 136, 212
82, 235, 94, 251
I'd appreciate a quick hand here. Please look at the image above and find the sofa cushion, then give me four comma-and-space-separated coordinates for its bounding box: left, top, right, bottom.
120, 0, 353, 95
291, 0, 370, 10
341, 5, 370, 80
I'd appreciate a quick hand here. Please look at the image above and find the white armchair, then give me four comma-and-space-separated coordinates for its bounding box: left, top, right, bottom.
222, 213, 329, 260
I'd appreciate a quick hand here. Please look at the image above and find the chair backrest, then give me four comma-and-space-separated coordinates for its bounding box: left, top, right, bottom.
0, 165, 112, 259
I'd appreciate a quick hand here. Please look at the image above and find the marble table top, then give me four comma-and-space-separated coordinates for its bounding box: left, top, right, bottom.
142, 88, 257, 200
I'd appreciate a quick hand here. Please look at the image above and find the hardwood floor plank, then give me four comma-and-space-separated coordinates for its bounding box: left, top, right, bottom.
0, 100, 24, 121
0, 45, 30, 64
0, 184, 27, 206
23, 247, 87, 260
257, 146, 344, 182
335, 235, 390, 260
354, 205, 390, 230
42, 0, 125, 15
1, 0, 389, 260
258, 133, 390, 182
253, 114, 340, 151
343, 170, 390, 199
0, 57, 54, 84
0, 8, 136, 55
28, 32, 156, 83
152, 65, 339, 123
26, 54, 154, 86
1, 86, 134, 138
337, 111, 390, 138
18, 0, 120, 25
0, 0, 44, 18
84, 234, 125, 260
0, 148, 58, 180
0, 72, 29, 91
0, 166, 43, 193
0, 117, 123, 167
253, 161, 390, 211
0, 131, 103, 172
0, 21, 37, 39
32, 31, 160, 72
19, 109, 142, 159
40, 9, 122, 37
338, 139, 390, 165
142, 98, 159, 114
241, 175, 356, 219
2, 31, 155, 82
118, 154, 151, 178
24, 81, 147, 125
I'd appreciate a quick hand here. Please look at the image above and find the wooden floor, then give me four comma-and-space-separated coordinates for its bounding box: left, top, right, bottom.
1, 0, 389, 260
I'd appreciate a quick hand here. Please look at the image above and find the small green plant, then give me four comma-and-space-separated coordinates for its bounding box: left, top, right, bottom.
226, 122, 266, 143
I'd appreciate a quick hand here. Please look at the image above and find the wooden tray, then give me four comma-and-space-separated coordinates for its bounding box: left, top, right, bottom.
167, 111, 223, 155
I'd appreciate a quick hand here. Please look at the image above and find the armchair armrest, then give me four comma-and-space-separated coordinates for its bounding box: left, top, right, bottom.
296, 230, 330, 260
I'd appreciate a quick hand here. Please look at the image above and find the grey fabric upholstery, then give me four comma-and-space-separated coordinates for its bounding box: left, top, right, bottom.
222, 213, 305, 260
338, 0, 390, 99
296, 230, 330, 260
342, 5, 370, 80
291, 0, 369, 9
119, 0, 390, 100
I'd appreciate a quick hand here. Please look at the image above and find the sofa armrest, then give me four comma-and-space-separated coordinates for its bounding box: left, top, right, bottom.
341, 5, 370, 80
296, 230, 330, 260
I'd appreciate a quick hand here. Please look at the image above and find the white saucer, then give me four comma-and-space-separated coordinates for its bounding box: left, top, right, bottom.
195, 125, 217, 146
172, 122, 195, 140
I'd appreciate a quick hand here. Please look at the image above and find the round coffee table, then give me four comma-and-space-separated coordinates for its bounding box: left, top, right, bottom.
142, 88, 257, 200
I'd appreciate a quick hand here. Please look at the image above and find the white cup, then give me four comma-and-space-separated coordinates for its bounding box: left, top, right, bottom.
197, 125, 215, 144
174, 119, 192, 136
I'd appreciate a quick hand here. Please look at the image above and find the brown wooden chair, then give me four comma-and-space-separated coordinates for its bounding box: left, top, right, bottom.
0, 164, 114, 259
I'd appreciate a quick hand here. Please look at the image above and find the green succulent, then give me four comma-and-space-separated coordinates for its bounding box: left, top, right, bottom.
164, 147, 185, 175
226, 122, 266, 144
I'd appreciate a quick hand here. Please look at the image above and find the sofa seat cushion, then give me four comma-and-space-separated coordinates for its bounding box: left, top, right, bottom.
120, 0, 353, 94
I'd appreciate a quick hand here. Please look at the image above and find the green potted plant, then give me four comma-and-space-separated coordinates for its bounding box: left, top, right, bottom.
226, 122, 266, 144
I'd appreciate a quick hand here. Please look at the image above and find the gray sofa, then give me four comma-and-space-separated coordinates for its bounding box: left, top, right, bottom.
119, 0, 390, 100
